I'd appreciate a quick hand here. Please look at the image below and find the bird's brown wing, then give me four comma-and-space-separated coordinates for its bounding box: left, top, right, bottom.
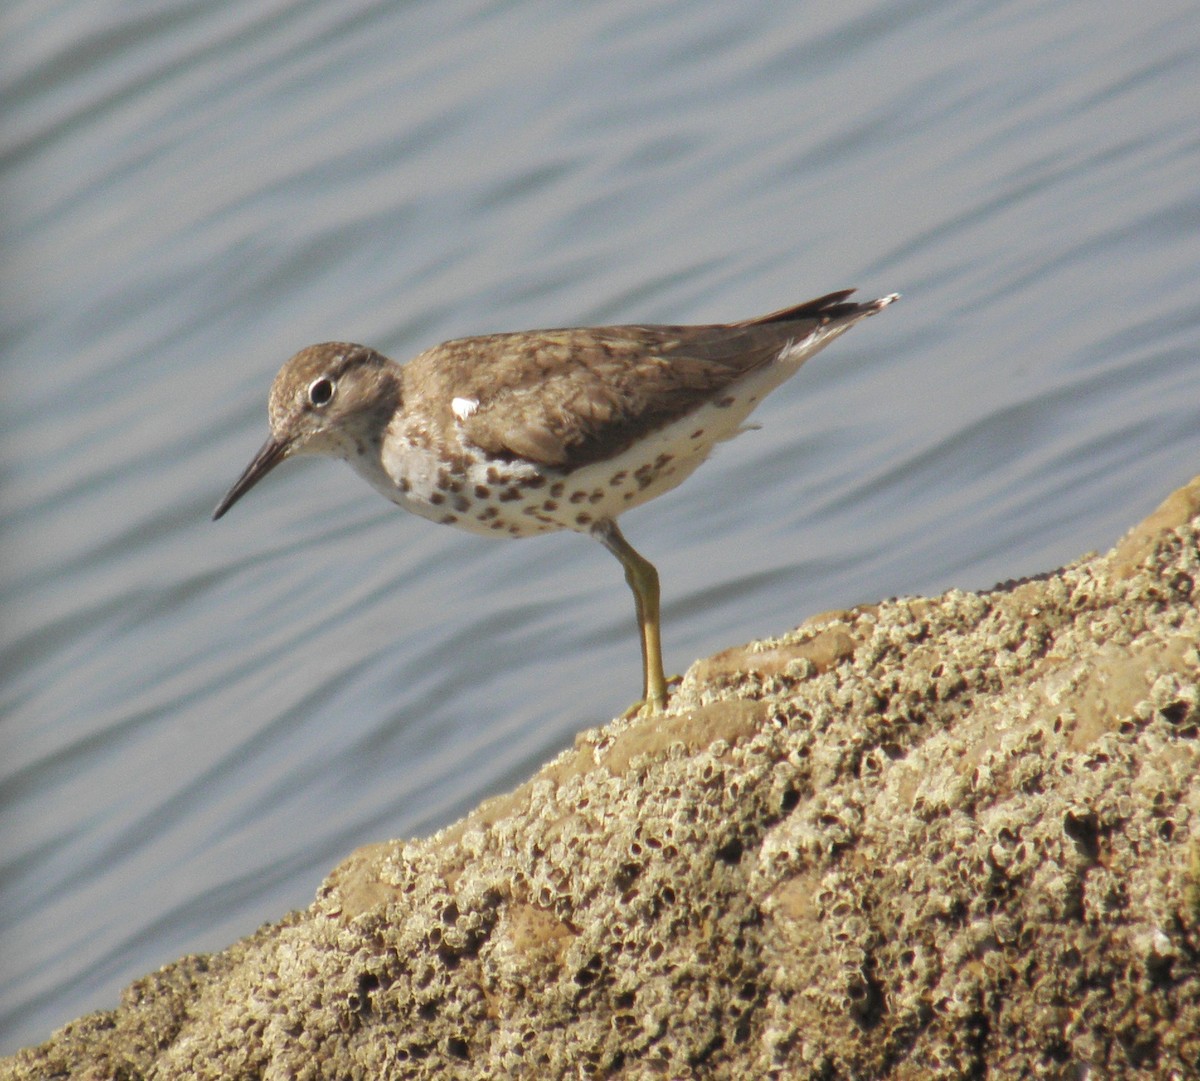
419, 290, 863, 470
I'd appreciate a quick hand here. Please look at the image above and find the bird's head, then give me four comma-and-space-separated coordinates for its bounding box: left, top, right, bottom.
213, 343, 400, 520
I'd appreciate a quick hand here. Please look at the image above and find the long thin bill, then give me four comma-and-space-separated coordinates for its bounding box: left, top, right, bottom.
212, 436, 289, 520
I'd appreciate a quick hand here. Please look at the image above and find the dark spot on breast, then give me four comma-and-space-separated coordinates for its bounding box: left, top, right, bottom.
568, 491, 587, 504
474, 485, 490, 499
429, 492, 445, 505
588, 490, 604, 504
399, 478, 411, 493
440, 513, 458, 525
610, 471, 627, 484
453, 496, 469, 512
550, 482, 565, 498
523, 475, 547, 489
690, 429, 705, 440
654, 454, 674, 469
489, 521, 505, 530
633, 464, 655, 490
498, 488, 521, 502
507, 524, 523, 535
715, 395, 736, 408
478, 507, 499, 521
575, 512, 592, 525
542, 500, 558, 511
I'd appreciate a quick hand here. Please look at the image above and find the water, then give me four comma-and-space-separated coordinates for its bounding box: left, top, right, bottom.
3, 0, 1200, 1054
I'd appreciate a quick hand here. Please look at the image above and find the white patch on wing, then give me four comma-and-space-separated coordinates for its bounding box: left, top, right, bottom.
451, 396, 479, 421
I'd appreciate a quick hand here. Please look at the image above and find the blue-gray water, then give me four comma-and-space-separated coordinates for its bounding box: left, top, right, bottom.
3, 0, 1200, 1054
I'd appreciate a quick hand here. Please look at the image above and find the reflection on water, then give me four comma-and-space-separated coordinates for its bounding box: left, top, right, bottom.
3, 0, 1200, 1055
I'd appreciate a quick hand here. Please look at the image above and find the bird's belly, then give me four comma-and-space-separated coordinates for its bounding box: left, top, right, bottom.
532, 373, 787, 531
361, 436, 566, 539
360, 380, 773, 538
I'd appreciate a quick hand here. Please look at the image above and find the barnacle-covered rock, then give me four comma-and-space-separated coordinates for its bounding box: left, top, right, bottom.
6, 475, 1200, 1080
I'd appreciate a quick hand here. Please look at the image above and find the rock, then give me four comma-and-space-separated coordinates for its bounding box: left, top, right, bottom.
6, 476, 1200, 1080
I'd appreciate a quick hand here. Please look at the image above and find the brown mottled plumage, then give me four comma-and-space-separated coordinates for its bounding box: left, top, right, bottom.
214, 289, 898, 712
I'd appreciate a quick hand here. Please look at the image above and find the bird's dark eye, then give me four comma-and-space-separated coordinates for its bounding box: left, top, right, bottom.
308, 377, 335, 407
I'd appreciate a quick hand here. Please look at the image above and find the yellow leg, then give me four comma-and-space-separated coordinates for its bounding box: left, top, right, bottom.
592, 519, 669, 713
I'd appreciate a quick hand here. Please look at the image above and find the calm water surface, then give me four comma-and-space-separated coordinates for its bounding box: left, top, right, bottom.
3, 0, 1200, 1053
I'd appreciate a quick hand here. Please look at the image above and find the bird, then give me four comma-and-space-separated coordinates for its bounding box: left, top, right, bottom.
213, 288, 898, 714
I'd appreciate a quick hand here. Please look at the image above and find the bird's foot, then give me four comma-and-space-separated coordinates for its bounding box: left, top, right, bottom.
619, 675, 683, 720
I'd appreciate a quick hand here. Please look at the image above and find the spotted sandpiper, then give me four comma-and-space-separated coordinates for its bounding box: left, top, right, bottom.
214, 289, 898, 713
